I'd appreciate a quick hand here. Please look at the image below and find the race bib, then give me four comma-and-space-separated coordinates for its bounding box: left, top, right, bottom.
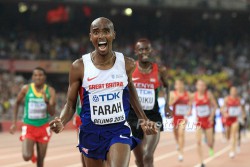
228, 106, 241, 117
28, 101, 47, 119
196, 105, 210, 117
175, 104, 188, 116
136, 88, 155, 110
89, 90, 125, 125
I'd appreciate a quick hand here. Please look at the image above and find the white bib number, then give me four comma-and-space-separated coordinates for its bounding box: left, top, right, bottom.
175, 104, 188, 116
89, 90, 125, 125
136, 88, 155, 110
28, 101, 47, 119
196, 105, 210, 117
228, 106, 240, 117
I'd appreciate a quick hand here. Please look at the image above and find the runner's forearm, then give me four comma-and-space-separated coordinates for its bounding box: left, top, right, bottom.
211, 108, 216, 118
160, 69, 170, 109
12, 103, 20, 125
164, 87, 170, 109
60, 103, 76, 126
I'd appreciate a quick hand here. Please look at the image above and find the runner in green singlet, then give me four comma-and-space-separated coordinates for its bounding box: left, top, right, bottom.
10, 67, 56, 167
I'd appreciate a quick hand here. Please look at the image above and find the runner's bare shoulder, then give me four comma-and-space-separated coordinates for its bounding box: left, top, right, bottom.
20, 84, 29, 94
71, 58, 84, 79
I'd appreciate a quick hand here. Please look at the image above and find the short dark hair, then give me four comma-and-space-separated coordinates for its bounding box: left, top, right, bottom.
33, 67, 46, 76
136, 38, 151, 44
90, 17, 114, 32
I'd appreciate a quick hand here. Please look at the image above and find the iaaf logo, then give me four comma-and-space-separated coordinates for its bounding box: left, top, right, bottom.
92, 92, 120, 102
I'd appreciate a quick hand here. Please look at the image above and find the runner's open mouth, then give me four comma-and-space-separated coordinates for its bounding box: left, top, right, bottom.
98, 42, 107, 50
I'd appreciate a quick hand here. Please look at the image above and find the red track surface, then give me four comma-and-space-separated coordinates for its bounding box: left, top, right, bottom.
0, 130, 249, 167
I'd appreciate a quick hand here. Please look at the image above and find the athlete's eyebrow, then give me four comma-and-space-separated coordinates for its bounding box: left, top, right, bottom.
102, 27, 110, 31
92, 27, 111, 33
92, 27, 99, 30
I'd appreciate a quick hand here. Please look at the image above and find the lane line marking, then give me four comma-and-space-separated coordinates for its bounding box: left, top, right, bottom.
193, 146, 231, 167
129, 144, 197, 167
1, 152, 79, 167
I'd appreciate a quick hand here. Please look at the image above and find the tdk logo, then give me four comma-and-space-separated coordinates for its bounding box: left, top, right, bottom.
92, 92, 120, 102
138, 89, 153, 95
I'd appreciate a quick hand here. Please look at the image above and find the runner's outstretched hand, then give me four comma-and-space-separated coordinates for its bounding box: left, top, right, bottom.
49, 117, 64, 133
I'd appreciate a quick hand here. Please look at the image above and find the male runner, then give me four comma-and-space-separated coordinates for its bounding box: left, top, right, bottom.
221, 86, 246, 158
127, 38, 172, 167
10, 67, 56, 167
193, 80, 218, 167
169, 79, 192, 161
50, 17, 157, 167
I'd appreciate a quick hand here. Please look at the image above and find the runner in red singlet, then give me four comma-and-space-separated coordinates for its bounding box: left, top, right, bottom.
192, 80, 218, 167
169, 79, 192, 162
127, 38, 172, 167
220, 86, 246, 158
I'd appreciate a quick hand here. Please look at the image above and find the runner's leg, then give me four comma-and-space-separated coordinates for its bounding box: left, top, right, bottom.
205, 128, 214, 149
143, 131, 160, 167
84, 156, 104, 167
106, 143, 130, 167
196, 128, 203, 164
231, 122, 239, 153
133, 141, 144, 167
36, 142, 48, 167
178, 121, 186, 157
22, 139, 35, 161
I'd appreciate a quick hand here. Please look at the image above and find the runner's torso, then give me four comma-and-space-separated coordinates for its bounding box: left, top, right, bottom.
173, 91, 189, 117
79, 52, 130, 129
226, 96, 241, 118
131, 62, 160, 115
23, 83, 50, 126
194, 91, 211, 119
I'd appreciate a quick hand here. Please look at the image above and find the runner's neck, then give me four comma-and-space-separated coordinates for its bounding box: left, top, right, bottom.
138, 62, 152, 74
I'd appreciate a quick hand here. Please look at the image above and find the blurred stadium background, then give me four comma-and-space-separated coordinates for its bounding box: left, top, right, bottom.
0, 0, 249, 130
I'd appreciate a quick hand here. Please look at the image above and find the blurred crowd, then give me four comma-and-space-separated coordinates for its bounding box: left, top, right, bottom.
153, 38, 250, 99
0, 32, 91, 60
0, 71, 24, 121
0, 71, 67, 121
0, 32, 249, 121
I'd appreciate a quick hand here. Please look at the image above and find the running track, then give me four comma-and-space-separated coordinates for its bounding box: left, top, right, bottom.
0, 130, 249, 167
